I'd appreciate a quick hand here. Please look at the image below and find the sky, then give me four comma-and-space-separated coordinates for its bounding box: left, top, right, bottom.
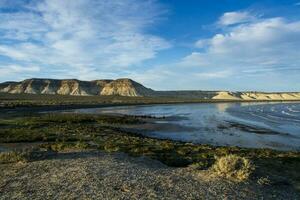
0, 0, 300, 91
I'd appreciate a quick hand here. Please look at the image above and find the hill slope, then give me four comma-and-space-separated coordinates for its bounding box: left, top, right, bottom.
0, 78, 154, 97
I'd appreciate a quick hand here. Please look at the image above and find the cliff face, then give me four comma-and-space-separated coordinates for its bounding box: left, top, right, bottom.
0, 78, 300, 100
211, 91, 300, 101
100, 79, 154, 96
0, 78, 154, 96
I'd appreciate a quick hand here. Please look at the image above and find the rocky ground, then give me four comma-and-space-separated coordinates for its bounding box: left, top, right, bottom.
0, 151, 298, 200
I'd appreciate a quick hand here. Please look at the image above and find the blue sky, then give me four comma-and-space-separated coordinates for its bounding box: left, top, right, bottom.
0, 0, 300, 91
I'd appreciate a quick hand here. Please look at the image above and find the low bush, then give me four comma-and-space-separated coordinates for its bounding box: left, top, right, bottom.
211, 154, 255, 182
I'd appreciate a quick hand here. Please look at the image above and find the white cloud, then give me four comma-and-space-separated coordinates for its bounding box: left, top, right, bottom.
183, 15, 300, 78
178, 52, 210, 67
218, 11, 256, 26
0, 0, 171, 80
195, 70, 232, 79
133, 12, 300, 91
0, 64, 40, 78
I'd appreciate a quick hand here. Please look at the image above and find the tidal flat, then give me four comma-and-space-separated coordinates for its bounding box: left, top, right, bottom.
0, 95, 300, 199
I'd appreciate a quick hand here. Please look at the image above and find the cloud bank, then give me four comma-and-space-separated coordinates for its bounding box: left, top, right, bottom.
180, 12, 300, 85
134, 11, 300, 91
194, 16, 300, 71
0, 0, 170, 80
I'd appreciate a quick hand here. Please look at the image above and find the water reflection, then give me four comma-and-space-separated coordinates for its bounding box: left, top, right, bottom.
71, 102, 300, 151
215, 103, 231, 112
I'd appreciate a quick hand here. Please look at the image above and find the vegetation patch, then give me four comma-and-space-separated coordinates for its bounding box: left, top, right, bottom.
0, 151, 28, 164
211, 154, 255, 182
40, 141, 90, 152
0, 93, 219, 110
0, 111, 300, 191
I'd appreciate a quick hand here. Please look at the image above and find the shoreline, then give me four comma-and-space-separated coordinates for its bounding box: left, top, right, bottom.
1, 97, 300, 114
1, 98, 300, 196
1, 98, 300, 152
0, 111, 300, 196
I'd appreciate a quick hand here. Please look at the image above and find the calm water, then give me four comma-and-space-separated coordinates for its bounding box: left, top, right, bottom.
71, 102, 300, 151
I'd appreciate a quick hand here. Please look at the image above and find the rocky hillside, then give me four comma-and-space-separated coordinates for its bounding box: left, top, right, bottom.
0, 78, 154, 97
211, 91, 300, 100
0, 78, 300, 100
100, 78, 154, 96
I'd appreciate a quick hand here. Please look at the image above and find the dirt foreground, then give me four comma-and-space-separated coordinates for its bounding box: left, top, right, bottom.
0, 151, 298, 200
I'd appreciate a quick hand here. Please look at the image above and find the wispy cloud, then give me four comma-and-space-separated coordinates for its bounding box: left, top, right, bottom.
218, 11, 257, 26
194, 70, 232, 79
0, 64, 40, 80
0, 0, 171, 80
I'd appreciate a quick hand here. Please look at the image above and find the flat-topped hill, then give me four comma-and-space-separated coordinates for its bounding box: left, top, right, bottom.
0, 78, 154, 97
1, 78, 300, 100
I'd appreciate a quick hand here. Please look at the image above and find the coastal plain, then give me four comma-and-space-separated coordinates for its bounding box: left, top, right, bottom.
0, 92, 300, 199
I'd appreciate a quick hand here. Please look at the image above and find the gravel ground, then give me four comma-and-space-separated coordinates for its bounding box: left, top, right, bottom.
0, 151, 299, 200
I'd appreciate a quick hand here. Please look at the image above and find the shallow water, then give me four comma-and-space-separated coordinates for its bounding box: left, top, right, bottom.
70, 102, 300, 151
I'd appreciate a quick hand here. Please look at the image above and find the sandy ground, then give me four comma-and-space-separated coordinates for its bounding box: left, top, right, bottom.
0, 151, 299, 200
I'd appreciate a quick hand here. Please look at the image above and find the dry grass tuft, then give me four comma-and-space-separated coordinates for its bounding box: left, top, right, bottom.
42, 141, 90, 152
211, 154, 255, 182
0, 151, 27, 164
257, 176, 272, 186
